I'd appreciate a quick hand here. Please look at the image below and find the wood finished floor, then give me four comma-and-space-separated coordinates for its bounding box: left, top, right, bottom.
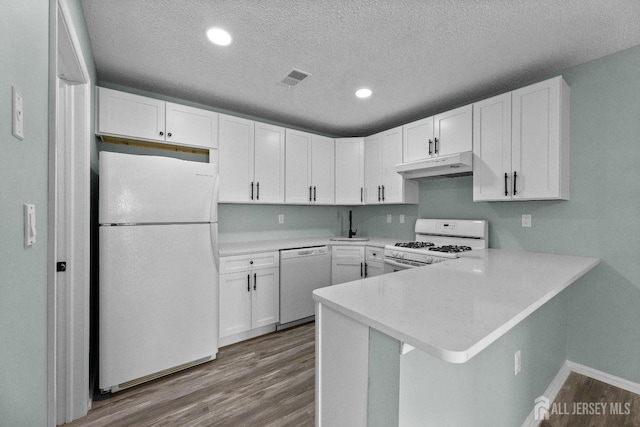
541, 372, 640, 427
66, 323, 315, 427
65, 322, 640, 427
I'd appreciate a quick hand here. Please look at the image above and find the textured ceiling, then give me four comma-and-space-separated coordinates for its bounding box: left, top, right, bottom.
81, 0, 640, 137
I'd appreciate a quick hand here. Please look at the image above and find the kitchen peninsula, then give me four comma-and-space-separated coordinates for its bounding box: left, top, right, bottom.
313, 249, 600, 426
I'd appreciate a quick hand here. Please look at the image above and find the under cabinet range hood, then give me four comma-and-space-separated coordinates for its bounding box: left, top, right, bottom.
396, 151, 473, 180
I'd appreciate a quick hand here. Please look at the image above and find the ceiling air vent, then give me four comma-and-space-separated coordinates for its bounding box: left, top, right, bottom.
280, 69, 311, 87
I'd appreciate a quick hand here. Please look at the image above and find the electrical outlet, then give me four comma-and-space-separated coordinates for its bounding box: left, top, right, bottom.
278, 214, 284, 224
399, 214, 405, 224
514, 350, 521, 375
522, 214, 532, 228
387, 214, 392, 223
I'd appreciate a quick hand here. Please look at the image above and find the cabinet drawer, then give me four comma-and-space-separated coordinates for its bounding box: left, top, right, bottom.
366, 247, 384, 262
220, 251, 279, 274
332, 245, 365, 260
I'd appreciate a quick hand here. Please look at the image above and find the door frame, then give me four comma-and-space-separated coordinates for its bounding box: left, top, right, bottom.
48, 1, 92, 425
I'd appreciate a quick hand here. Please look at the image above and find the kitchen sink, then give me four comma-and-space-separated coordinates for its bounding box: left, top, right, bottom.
330, 237, 369, 241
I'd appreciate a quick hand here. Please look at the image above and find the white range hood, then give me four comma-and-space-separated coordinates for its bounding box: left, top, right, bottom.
396, 151, 473, 180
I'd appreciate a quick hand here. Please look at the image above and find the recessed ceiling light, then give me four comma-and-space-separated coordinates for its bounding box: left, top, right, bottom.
355, 88, 372, 99
206, 28, 232, 46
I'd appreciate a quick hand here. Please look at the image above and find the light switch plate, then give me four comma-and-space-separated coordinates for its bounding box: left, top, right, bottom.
387, 214, 392, 223
12, 87, 24, 140
24, 204, 36, 246
522, 214, 532, 228
399, 214, 405, 224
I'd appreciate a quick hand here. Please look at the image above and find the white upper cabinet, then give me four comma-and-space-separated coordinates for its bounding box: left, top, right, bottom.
219, 114, 285, 204
403, 116, 434, 163
311, 135, 336, 204
402, 104, 472, 163
365, 127, 419, 204
434, 105, 473, 156
254, 122, 286, 203
363, 132, 383, 204
219, 115, 254, 203
97, 87, 217, 149
473, 76, 570, 201
285, 130, 335, 204
335, 138, 365, 205
472, 93, 512, 201
164, 102, 218, 148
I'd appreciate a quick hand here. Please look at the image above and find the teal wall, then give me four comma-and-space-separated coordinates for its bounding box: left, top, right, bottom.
219, 204, 350, 243
0, 1, 96, 424
397, 289, 569, 426
0, 2, 51, 425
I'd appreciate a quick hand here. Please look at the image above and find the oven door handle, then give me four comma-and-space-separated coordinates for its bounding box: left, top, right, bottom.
384, 259, 416, 269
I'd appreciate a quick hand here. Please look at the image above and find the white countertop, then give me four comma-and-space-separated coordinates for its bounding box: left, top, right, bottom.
313, 248, 600, 363
219, 236, 398, 257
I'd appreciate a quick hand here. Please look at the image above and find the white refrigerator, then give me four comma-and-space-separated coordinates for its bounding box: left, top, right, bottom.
98, 152, 219, 393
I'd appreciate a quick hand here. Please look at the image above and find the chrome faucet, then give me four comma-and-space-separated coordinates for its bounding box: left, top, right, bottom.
348, 210, 357, 238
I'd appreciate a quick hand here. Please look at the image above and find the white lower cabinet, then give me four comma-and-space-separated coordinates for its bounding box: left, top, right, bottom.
331, 245, 387, 284
219, 252, 279, 346
331, 246, 365, 285
365, 246, 384, 277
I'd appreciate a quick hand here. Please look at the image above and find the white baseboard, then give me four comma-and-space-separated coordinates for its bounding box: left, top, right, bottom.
218, 324, 276, 347
521, 362, 572, 427
565, 360, 640, 395
521, 360, 640, 427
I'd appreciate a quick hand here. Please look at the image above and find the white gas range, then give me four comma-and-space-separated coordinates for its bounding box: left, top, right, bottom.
383, 219, 488, 273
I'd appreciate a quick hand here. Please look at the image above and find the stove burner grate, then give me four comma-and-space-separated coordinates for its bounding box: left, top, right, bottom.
429, 245, 472, 254
395, 241, 435, 249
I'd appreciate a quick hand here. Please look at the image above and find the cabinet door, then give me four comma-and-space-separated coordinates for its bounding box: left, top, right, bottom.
219, 272, 252, 338
218, 114, 254, 203
364, 133, 383, 204
365, 246, 384, 277
335, 138, 364, 205
254, 123, 285, 203
434, 104, 472, 156
512, 76, 569, 200
285, 129, 312, 203
331, 246, 365, 285
97, 87, 165, 142
380, 127, 405, 203
473, 93, 512, 201
365, 261, 384, 278
165, 102, 218, 149
311, 135, 335, 204
403, 116, 434, 162
251, 267, 280, 328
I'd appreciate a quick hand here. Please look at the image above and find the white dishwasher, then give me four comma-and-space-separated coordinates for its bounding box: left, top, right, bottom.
278, 246, 331, 329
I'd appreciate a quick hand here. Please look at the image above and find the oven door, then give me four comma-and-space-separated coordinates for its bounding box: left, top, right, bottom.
383, 258, 424, 273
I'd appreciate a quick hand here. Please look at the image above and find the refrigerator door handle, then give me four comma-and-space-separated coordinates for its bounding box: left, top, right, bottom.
210, 172, 219, 223
210, 222, 219, 270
